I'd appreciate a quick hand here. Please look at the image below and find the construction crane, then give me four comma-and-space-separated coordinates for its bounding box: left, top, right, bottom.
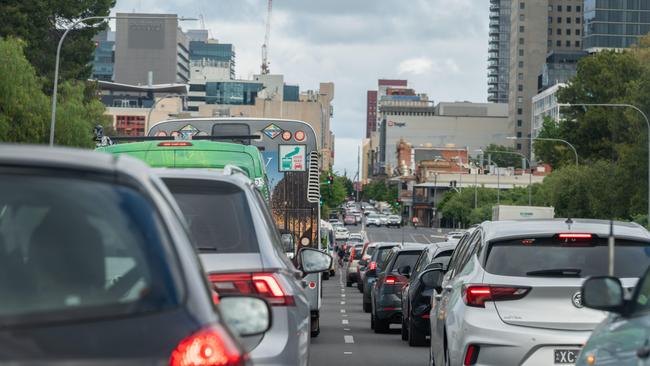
260, 0, 272, 74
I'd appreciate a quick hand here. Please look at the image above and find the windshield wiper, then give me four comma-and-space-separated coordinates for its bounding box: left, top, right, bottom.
526, 268, 582, 277
197, 246, 218, 252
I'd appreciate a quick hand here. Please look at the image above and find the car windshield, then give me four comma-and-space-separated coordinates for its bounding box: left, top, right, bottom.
0, 173, 179, 325
485, 237, 650, 278
390, 251, 422, 273
162, 178, 258, 253
368, 214, 379, 219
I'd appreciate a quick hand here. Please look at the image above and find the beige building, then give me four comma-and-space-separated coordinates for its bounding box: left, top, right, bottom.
196, 82, 336, 170
508, 0, 583, 157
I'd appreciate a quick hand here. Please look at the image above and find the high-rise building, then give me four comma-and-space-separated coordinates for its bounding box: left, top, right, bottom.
583, 2, 650, 51
189, 40, 236, 79
508, 0, 583, 157
113, 13, 190, 85
91, 31, 115, 81
488, 0, 511, 103
366, 90, 377, 138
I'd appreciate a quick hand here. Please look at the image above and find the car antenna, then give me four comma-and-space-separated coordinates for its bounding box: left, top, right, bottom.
565, 217, 573, 230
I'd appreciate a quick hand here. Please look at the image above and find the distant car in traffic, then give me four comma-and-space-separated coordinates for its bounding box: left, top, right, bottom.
371, 244, 426, 333
429, 219, 650, 366
400, 241, 457, 347
357, 242, 378, 292
335, 226, 350, 240
345, 243, 366, 287
0, 145, 272, 365
445, 231, 465, 241
344, 214, 357, 226
362, 242, 401, 312
157, 168, 332, 364
386, 215, 402, 228
366, 213, 382, 227
379, 215, 389, 226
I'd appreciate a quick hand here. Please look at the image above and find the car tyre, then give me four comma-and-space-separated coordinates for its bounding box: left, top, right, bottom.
401, 316, 409, 341
374, 317, 389, 333
311, 314, 320, 338
370, 313, 375, 329
408, 319, 427, 347
346, 280, 352, 287
363, 301, 371, 313
322, 271, 330, 281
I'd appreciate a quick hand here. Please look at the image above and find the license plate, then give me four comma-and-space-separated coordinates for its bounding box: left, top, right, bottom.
554, 349, 579, 364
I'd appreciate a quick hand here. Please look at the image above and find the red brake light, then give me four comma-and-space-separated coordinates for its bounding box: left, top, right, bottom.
158, 141, 193, 147
368, 261, 377, 270
464, 344, 480, 366
462, 285, 530, 307
558, 233, 592, 239
170, 324, 246, 366
385, 276, 397, 285
209, 273, 294, 306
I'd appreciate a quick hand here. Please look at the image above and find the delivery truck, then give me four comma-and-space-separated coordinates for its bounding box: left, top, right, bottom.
492, 205, 555, 221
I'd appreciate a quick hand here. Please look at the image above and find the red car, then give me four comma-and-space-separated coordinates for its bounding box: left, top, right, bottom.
344, 214, 357, 225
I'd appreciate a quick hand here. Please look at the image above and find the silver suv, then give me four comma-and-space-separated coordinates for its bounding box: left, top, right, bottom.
156, 169, 331, 366
429, 219, 650, 366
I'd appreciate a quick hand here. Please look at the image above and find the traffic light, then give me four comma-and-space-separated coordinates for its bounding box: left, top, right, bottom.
394, 198, 401, 207
327, 175, 334, 185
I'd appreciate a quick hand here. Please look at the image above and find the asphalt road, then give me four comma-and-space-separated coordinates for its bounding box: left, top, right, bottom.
309, 225, 452, 366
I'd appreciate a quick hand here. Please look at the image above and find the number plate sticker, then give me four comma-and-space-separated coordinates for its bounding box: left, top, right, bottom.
554, 349, 579, 364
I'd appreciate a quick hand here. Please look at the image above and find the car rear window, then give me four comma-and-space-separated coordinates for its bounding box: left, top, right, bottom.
163, 178, 258, 253
0, 173, 179, 325
485, 237, 650, 278
365, 246, 376, 256
390, 251, 422, 272
375, 247, 395, 270
353, 246, 364, 259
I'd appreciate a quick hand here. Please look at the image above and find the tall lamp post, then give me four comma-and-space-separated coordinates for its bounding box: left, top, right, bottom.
558, 102, 650, 225
49, 15, 197, 146
483, 149, 533, 205
475, 150, 500, 205
507, 136, 579, 167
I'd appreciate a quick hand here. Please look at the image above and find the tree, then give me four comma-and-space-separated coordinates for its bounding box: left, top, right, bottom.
533, 116, 577, 169
0, 37, 109, 146
320, 172, 347, 216
0, 0, 115, 86
483, 144, 524, 168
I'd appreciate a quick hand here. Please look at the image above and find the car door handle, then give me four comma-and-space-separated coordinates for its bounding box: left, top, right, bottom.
444, 285, 453, 291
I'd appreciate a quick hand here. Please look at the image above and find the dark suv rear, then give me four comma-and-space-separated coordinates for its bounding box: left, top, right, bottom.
370, 243, 426, 333
362, 242, 400, 312
0, 145, 247, 365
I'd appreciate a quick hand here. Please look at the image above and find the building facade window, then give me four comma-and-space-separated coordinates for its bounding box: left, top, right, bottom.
519, 37, 525, 45
557, 17, 562, 23
518, 73, 524, 80
566, 29, 571, 35
557, 28, 562, 35
576, 17, 581, 24
557, 5, 562, 11
520, 2, 525, 9
517, 143, 522, 150
575, 40, 581, 47
517, 119, 523, 127
576, 5, 581, 12
576, 29, 581, 35
566, 40, 571, 47
548, 16, 553, 23
518, 84, 523, 91
520, 25, 525, 32
520, 14, 525, 21
547, 40, 552, 47
567, 17, 572, 23
517, 108, 523, 115
517, 131, 522, 138
556, 40, 562, 47
518, 61, 524, 68
519, 49, 524, 56
567, 5, 572, 12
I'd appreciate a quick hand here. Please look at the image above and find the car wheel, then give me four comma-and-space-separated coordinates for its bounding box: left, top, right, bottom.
370, 313, 375, 329
322, 271, 330, 281
408, 319, 427, 347
374, 317, 389, 333
346, 281, 352, 287
311, 314, 320, 338
363, 301, 371, 313
357, 282, 363, 292
401, 316, 408, 341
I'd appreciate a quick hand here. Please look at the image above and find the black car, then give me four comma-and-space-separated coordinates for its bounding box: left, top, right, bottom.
400, 241, 457, 346
361, 242, 401, 312
370, 244, 426, 333
0, 146, 271, 365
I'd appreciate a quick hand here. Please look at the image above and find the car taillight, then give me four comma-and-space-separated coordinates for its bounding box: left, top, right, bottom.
368, 261, 377, 270
464, 345, 479, 366
170, 324, 246, 366
209, 273, 294, 306
385, 275, 397, 285
462, 285, 530, 307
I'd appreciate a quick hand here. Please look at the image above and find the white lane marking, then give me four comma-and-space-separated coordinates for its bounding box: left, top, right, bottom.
342, 314, 348, 317
341, 301, 346, 305
344, 352, 353, 355
409, 234, 419, 243
341, 294, 346, 297
342, 319, 349, 324
344, 328, 351, 331
420, 234, 432, 244
430, 235, 446, 239
344, 335, 354, 344
340, 309, 346, 313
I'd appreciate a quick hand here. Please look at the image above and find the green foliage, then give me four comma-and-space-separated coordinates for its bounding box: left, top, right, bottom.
320, 171, 347, 216
0, 37, 109, 146
361, 179, 398, 204
484, 144, 524, 168
533, 116, 577, 169
0, 0, 115, 85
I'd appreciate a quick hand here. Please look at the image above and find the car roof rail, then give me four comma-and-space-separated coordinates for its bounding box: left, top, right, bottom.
223, 164, 247, 177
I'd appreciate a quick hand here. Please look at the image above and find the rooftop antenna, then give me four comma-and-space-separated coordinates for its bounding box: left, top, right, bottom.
260, 0, 272, 74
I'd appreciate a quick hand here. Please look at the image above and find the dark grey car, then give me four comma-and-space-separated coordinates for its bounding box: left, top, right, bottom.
361, 242, 400, 312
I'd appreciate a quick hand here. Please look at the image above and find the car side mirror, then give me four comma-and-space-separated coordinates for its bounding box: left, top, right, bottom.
298, 248, 333, 275
424, 262, 446, 272
359, 259, 368, 266
419, 268, 444, 290
582, 276, 625, 314
281, 233, 295, 253
219, 295, 272, 337
398, 265, 411, 277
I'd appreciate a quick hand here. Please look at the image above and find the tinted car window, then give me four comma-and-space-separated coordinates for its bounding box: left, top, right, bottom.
374, 247, 397, 270
365, 246, 376, 256
163, 178, 258, 253
634, 268, 650, 314
390, 251, 422, 273
485, 238, 650, 278
0, 174, 178, 325
353, 245, 364, 259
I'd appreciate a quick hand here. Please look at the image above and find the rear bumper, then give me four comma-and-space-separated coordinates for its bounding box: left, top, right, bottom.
249, 306, 310, 366
376, 308, 402, 324
346, 271, 358, 282
376, 293, 402, 323
450, 304, 591, 366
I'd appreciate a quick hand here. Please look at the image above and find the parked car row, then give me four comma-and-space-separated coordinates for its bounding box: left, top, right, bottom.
0, 145, 333, 365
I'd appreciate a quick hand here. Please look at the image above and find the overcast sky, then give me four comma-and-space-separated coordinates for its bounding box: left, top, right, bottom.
113, 0, 489, 176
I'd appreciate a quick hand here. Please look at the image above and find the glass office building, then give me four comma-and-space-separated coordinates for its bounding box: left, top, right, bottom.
584, 0, 650, 50
487, 0, 510, 103
92, 31, 115, 81
188, 81, 263, 111
189, 41, 236, 79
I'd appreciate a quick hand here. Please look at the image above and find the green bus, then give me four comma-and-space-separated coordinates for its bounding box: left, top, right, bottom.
96, 139, 270, 200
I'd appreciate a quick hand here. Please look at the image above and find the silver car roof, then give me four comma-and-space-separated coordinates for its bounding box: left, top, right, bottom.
481, 219, 650, 242
153, 167, 253, 188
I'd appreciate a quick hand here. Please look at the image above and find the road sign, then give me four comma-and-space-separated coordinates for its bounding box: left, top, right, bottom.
279, 145, 306, 172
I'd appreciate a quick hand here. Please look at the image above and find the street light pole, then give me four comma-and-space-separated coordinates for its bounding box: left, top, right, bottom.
484, 150, 533, 205
49, 15, 197, 146
558, 102, 650, 224
508, 136, 579, 167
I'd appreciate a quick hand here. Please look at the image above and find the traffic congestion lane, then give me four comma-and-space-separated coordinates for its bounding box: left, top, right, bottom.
310, 270, 428, 366
351, 224, 452, 244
